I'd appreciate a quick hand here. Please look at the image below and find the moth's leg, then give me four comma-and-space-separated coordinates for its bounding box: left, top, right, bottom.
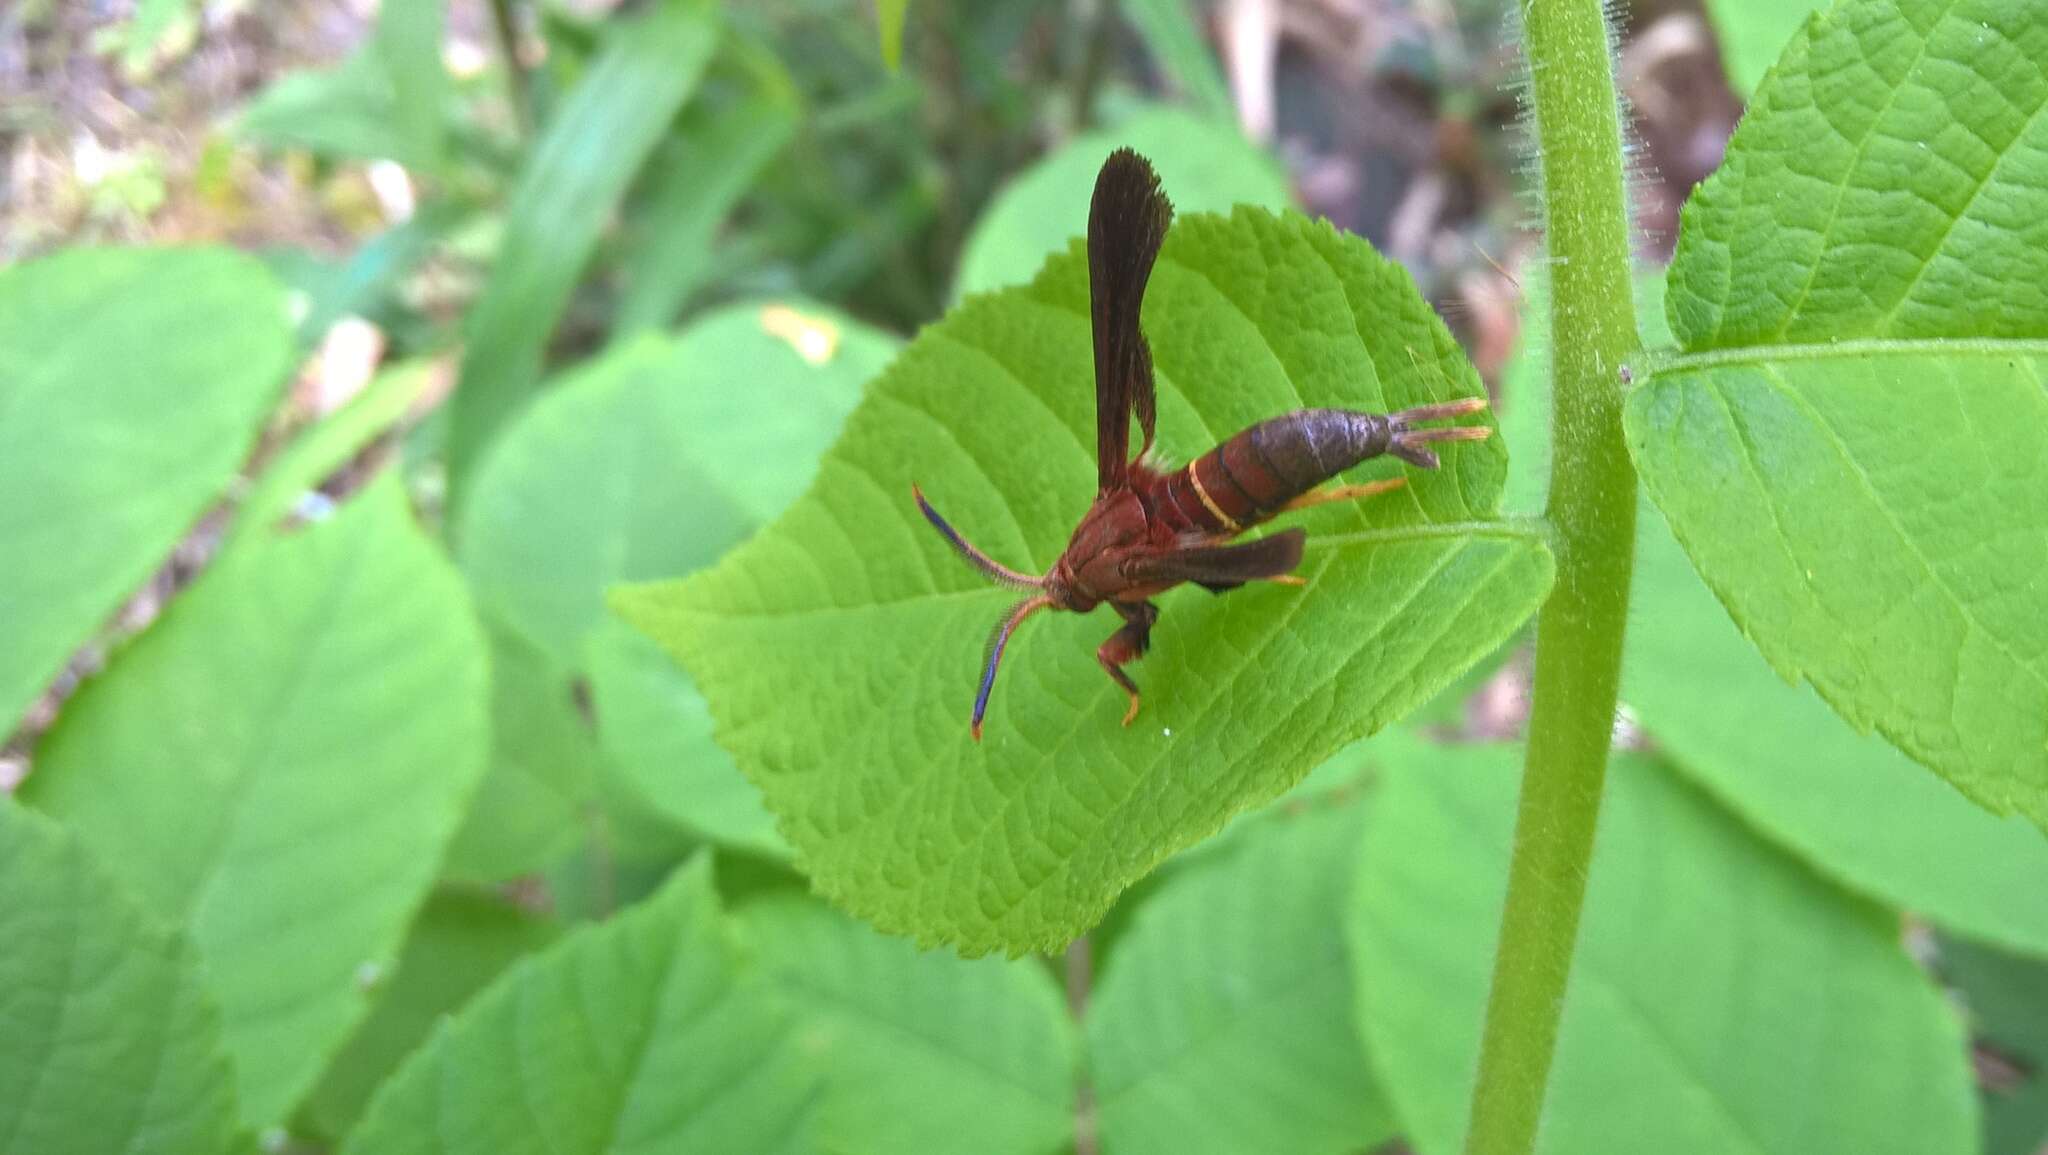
1098, 600, 1159, 727
1281, 476, 1406, 513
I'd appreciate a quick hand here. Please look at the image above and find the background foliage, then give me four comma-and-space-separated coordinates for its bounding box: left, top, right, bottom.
2, 0, 2042, 1152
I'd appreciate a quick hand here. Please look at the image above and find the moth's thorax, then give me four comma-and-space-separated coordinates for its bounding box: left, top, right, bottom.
1049, 488, 1155, 611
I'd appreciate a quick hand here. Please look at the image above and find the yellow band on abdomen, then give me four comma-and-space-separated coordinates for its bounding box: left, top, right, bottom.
1186, 461, 1241, 532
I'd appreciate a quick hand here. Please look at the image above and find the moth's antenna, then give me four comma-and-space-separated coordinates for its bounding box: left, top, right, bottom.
912, 485, 1043, 590
973, 594, 1054, 741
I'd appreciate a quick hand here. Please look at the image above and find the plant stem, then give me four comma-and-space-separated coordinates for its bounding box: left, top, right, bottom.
1463, 0, 1640, 1151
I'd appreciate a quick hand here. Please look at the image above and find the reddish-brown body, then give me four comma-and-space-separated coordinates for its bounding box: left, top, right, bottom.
912, 149, 1491, 740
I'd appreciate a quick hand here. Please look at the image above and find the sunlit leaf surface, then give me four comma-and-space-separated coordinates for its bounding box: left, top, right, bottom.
618, 208, 1551, 953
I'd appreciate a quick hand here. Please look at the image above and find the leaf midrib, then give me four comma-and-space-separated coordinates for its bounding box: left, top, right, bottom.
1643, 336, 2048, 376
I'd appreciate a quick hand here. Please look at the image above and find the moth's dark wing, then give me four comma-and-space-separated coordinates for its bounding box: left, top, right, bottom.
1121, 528, 1305, 590
1088, 148, 1172, 492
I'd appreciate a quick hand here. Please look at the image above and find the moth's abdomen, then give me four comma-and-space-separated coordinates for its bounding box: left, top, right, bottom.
1152, 409, 1394, 534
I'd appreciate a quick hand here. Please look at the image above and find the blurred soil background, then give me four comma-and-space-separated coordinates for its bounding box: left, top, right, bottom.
4, 0, 1743, 340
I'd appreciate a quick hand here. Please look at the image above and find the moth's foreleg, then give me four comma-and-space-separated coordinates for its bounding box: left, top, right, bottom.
1097, 600, 1159, 727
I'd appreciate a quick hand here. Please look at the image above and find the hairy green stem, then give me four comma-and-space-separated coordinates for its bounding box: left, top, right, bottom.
1463, 0, 1640, 1151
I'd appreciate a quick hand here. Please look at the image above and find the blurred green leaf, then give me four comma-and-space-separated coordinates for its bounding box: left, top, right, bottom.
458, 304, 896, 857
303, 890, 559, 1141
0, 246, 292, 735
0, 799, 239, 1155
1942, 937, 2048, 1155
1701, 0, 1826, 93
21, 477, 489, 1130
586, 619, 784, 857
1627, 509, 2048, 956
343, 859, 822, 1155
262, 203, 468, 348
736, 895, 1075, 1154
1087, 794, 1394, 1155
237, 0, 446, 169
615, 74, 801, 337
441, 625, 599, 883
1350, 745, 1975, 1155
953, 105, 1291, 299
377, 0, 449, 171
445, 0, 721, 499
1635, 0, 2048, 832
462, 303, 899, 663
230, 359, 437, 549
615, 209, 1549, 954
1122, 0, 1235, 121
238, 62, 414, 167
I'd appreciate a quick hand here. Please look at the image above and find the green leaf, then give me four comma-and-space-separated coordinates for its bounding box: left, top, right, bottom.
1667, 0, 2047, 348
1087, 795, 1394, 1155
1350, 745, 1976, 1155
342, 860, 822, 1155
1521, 286, 2048, 950
1121, 0, 1235, 121
238, 0, 451, 178
461, 305, 900, 665
0, 247, 293, 733
953, 106, 1291, 299
1634, 0, 2048, 831
458, 305, 896, 858
587, 618, 784, 857
441, 625, 598, 883
736, 895, 1075, 1154
1941, 937, 2048, 1155
1627, 508, 2048, 956
1629, 351, 2048, 831
303, 890, 559, 1141
615, 208, 1552, 955
231, 359, 437, 549
1507, 265, 2048, 950
1701, 0, 1826, 93
20, 477, 489, 1130
445, 0, 721, 497
272, 204, 468, 348
0, 799, 239, 1155
375, 0, 448, 172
